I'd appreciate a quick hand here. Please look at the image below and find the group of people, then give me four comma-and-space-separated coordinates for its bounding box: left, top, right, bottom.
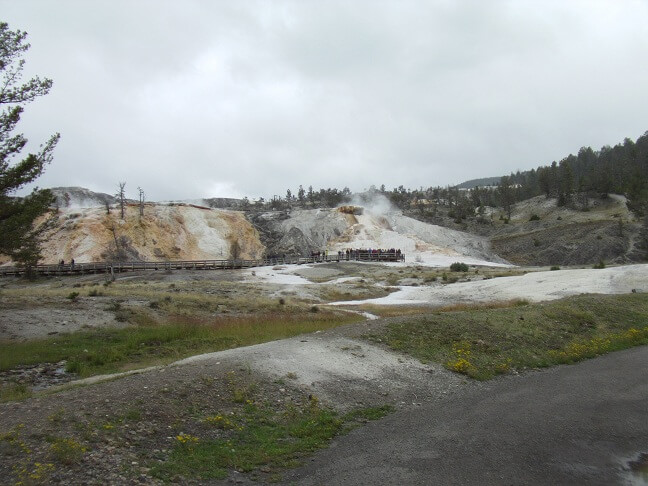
343, 248, 402, 257
342, 248, 403, 261
310, 248, 404, 261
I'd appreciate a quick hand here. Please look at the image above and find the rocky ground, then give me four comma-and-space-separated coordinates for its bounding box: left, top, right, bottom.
2, 261, 647, 484
0, 315, 471, 485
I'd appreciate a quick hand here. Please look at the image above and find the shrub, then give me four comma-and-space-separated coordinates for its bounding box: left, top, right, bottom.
50, 437, 86, 464
593, 259, 606, 269
67, 292, 79, 300
533, 238, 541, 247
550, 266, 560, 271
529, 214, 540, 221
450, 262, 469, 272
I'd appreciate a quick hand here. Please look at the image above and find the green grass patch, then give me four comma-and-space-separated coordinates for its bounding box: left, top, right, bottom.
0, 311, 363, 378
368, 293, 648, 380
0, 382, 32, 403
152, 397, 393, 482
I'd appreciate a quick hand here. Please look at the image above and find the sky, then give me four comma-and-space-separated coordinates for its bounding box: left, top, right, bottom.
3, 0, 648, 201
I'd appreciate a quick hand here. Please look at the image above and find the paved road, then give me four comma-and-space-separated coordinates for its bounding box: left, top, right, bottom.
283, 346, 648, 485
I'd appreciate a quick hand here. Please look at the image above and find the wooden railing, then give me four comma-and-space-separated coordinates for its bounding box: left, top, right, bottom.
0, 252, 405, 277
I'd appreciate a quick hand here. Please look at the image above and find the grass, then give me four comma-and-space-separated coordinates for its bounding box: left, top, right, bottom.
0, 383, 32, 403
1, 279, 289, 314
1, 367, 394, 484
353, 304, 435, 318
352, 299, 530, 319
0, 311, 363, 379
152, 393, 393, 482
318, 285, 391, 302
368, 293, 648, 380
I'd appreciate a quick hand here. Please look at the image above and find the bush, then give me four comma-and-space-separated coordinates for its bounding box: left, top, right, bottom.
67, 292, 79, 300
50, 437, 86, 464
550, 266, 560, 271
593, 259, 606, 269
450, 262, 469, 272
529, 214, 540, 221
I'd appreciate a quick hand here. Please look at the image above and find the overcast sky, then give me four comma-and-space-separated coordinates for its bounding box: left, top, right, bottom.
3, 0, 648, 201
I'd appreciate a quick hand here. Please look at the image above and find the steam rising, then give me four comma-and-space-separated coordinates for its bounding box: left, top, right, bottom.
345, 192, 397, 217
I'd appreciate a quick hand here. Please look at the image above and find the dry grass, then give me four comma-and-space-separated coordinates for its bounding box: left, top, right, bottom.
350, 299, 530, 318
432, 299, 530, 312
352, 305, 434, 318
318, 285, 392, 302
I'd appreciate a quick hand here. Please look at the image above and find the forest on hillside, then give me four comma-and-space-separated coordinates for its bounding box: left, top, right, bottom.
258, 131, 648, 224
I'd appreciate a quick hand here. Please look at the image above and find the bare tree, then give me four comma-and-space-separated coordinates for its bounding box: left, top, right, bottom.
116, 182, 126, 219
137, 186, 145, 218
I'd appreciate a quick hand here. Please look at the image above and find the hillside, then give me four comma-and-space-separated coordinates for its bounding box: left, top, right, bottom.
30, 203, 264, 264
3, 187, 644, 267
455, 176, 501, 189
481, 194, 640, 265
248, 198, 507, 266
401, 192, 644, 265
1, 190, 510, 267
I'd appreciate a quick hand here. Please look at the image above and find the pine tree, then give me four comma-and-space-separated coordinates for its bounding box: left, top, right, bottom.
497, 176, 514, 220
297, 185, 305, 206
0, 22, 59, 268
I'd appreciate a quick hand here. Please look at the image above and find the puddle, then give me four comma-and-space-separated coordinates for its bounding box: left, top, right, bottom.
626, 452, 648, 485
0, 361, 77, 391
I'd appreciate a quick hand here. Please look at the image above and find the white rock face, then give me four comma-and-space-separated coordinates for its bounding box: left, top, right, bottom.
266, 202, 507, 266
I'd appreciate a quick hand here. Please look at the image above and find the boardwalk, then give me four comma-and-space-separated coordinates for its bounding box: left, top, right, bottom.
0, 251, 405, 277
